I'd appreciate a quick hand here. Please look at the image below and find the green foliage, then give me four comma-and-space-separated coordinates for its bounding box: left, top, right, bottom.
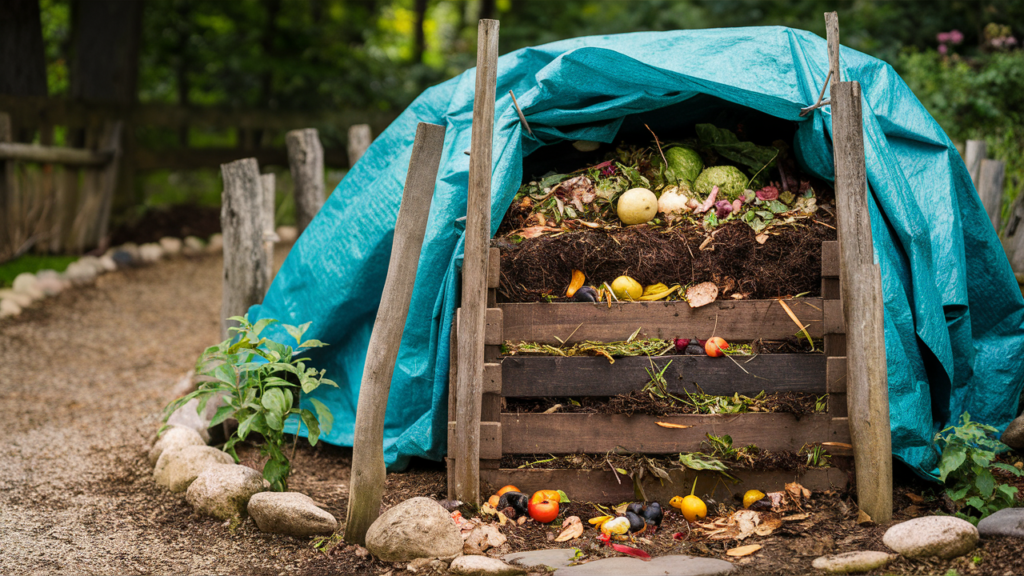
702, 433, 758, 465
800, 443, 831, 467
162, 316, 337, 491
0, 254, 77, 286
934, 412, 1024, 523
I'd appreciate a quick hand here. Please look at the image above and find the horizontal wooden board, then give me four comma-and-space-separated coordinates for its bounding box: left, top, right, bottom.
821, 241, 840, 278
448, 421, 501, 460
499, 299, 824, 345
499, 413, 849, 455
501, 354, 827, 397
481, 466, 850, 504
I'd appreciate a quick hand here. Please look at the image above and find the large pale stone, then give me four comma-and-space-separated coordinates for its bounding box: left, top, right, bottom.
882, 516, 978, 559
64, 261, 97, 285
186, 464, 266, 519
165, 397, 217, 443
139, 243, 164, 263
183, 236, 205, 255
449, 556, 524, 576
276, 226, 298, 244
149, 426, 206, 465
207, 233, 224, 252
364, 497, 462, 562
0, 290, 31, 308
153, 445, 233, 493
811, 551, 897, 573
503, 549, 578, 570
247, 491, 338, 537
554, 555, 735, 576
12, 273, 43, 300
1001, 415, 1024, 449
159, 236, 183, 256
977, 507, 1024, 538
0, 298, 22, 318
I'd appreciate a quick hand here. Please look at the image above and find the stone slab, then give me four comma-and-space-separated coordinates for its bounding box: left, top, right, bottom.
554, 555, 735, 576
977, 508, 1024, 538
503, 549, 578, 570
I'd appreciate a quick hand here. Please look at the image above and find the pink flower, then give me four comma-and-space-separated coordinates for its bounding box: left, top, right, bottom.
937, 31, 951, 43
950, 30, 964, 44
1007, 36, 1018, 46
600, 165, 616, 177
756, 185, 779, 201
938, 43, 948, 55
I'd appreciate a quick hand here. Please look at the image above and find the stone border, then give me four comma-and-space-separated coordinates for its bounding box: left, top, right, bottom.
0, 225, 298, 320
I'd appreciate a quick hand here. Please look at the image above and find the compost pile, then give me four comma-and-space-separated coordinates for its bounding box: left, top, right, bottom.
495, 123, 837, 302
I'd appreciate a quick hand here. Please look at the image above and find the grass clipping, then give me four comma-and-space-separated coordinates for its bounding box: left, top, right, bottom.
503, 327, 673, 364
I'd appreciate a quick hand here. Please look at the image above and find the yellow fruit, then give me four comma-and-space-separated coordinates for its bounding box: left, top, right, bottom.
488, 494, 500, 508
743, 490, 766, 509
669, 496, 685, 511
589, 515, 613, 529
680, 495, 707, 522
616, 187, 658, 225
611, 276, 642, 301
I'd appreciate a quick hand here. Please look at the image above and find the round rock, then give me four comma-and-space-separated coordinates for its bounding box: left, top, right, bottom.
248, 491, 338, 537
149, 426, 206, 465
153, 445, 234, 493
364, 497, 463, 562
276, 226, 298, 244
450, 556, 525, 576
159, 236, 182, 256
1000, 415, 1024, 449
186, 464, 267, 520
207, 233, 224, 252
882, 516, 979, 559
0, 298, 22, 318
139, 243, 164, 263
12, 273, 43, 300
977, 507, 1024, 538
811, 551, 896, 573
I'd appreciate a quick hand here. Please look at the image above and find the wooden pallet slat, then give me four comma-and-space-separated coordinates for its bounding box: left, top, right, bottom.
500, 298, 826, 344
501, 354, 827, 398
449, 421, 502, 460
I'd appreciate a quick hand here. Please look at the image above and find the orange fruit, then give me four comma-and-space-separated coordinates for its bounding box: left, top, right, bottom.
496, 485, 520, 497
705, 337, 728, 357
488, 494, 500, 508
528, 499, 559, 523
680, 495, 707, 522
530, 489, 562, 504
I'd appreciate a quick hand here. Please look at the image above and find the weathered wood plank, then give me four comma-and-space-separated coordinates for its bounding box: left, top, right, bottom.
978, 159, 1005, 233
501, 354, 827, 397
483, 362, 502, 394
830, 45, 893, 522
347, 124, 373, 167
260, 173, 277, 293
345, 122, 445, 545
485, 308, 503, 345
827, 357, 847, 394
500, 413, 849, 455
965, 139, 986, 190
823, 299, 845, 334
499, 299, 825, 344
220, 158, 270, 339
0, 141, 111, 166
821, 240, 840, 278
481, 466, 849, 504
487, 246, 500, 289
452, 18, 500, 506
821, 277, 841, 300
449, 421, 501, 460
286, 128, 325, 236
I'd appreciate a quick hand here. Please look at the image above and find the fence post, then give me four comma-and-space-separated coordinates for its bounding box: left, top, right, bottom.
452, 19, 499, 506
260, 173, 277, 293
285, 128, 324, 237
978, 159, 1006, 233
220, 158, 269, 339
965, 140, 987, 190
0, 113, 10, 251
826, 11, 892, 524
94, 120, 124, 250
347, 124, 372, 167
344, 122, 445, 545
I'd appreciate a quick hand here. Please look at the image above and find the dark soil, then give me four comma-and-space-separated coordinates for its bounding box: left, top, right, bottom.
495, 215, 837, 303
109, 203, 221, 245
504, 390, 823, 417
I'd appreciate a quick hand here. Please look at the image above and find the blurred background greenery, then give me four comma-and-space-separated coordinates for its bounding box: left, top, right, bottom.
17, 0, 1024, 228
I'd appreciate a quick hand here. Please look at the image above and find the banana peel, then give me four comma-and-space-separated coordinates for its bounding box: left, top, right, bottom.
566, 269, 585, 297
639, 284, 680, 301
589, 515, 613, 529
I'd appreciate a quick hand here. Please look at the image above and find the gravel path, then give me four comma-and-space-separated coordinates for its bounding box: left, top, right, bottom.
0, 251, 385, 575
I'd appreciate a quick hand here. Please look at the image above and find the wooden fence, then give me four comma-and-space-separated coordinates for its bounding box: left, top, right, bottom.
0, 95, 394, 258
966, 139, 1024, 287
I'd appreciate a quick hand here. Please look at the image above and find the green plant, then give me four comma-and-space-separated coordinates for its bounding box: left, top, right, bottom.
814, 394, 829, 413
935, 412, 1024, 523
162, 316, 337, 491
800, 443, 831, 468
702, 433, 758, 465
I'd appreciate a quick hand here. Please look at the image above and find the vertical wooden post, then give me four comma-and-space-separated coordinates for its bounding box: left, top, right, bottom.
0, 113, 11, 252
94, 120, 124, 250
826, 11, 893, 523
965, 140, 987, 190
347, 124, 373, 167
285, 128, 324, 237
260, 172, 277, 292
978, 159, 1005, 233
344, 122, 446, 545
220, 158, 269, 340
452, 19, 499, 506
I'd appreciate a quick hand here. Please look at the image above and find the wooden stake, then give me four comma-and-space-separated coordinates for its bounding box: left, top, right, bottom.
220, 158, 269, 340
826, 11, 893, 523
285, 128, 324, 236
965, 140, 987, 190
344, 122, 446, 545
0, 113, 11, 253
260, 172, 277, 292
978, 159, 1005, 233
452, 19, 499, 505
347, 124, 373, 167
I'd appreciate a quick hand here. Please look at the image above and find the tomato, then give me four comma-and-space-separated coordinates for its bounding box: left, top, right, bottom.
496, 485, 521, 497
528, 499, 559, 523
488, 494, 500, 508
530, 489, 562, 504
705, 337, 729, 357
680, 495, 707, 522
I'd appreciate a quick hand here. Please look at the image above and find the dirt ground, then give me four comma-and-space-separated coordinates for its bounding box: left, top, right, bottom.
2, 247, 1024, 576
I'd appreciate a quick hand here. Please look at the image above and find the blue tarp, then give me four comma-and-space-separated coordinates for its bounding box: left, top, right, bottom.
249, 26, 1024, 478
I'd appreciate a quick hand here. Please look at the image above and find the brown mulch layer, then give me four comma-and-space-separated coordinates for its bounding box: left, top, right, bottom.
109, 203, 221, 246
504, 390, 823, 417
495, 214, 837, 303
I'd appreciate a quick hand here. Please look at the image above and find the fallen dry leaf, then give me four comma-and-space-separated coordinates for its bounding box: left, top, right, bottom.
782, 513, 810, 522
856, 510, 873, 525
754, 513, 782, 536
497, 512, 508, 526
906, 493, 925, 505
542, 404, 562, 414
755, 233, 768, 244
554, 516, 583, 542
785, 482, 806, 508
517, 516, 527, 525
480, 503, 497, 515
656, 422, 693, 429
685, 282, 719, 308
612, 503, 630, 515
727, 544, 762, 557
515, 225, 562, 239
